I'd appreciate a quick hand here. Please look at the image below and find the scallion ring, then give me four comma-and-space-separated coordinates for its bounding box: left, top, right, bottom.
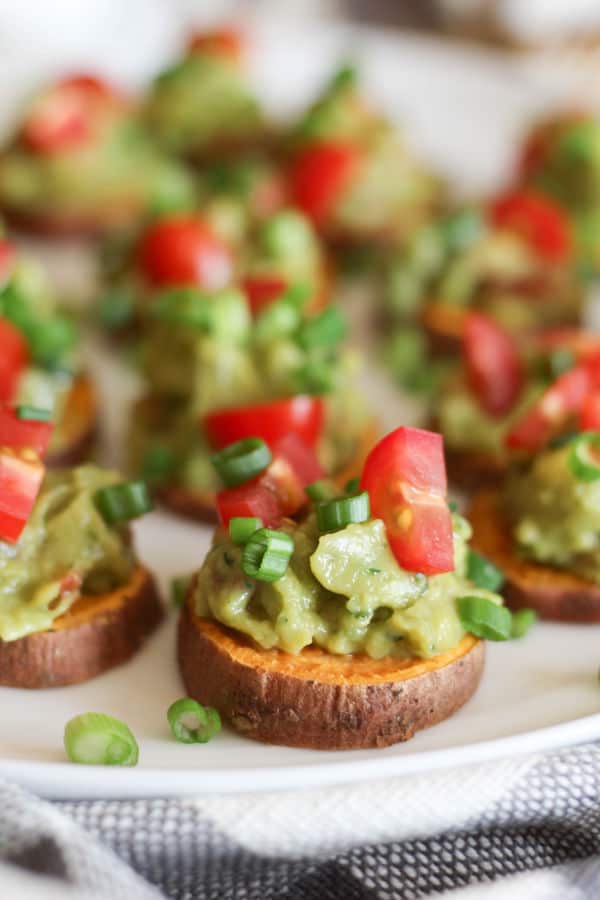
211, 438, 271, 488
511, 608, 537, 639
229, 516, 263, 545
295, 307, 346, 350
306, 479, 338, 502
242, 528, 294, 582
457, 595, 512, 641
568, 432, 600, 482
94, 481, 154, 525
466, 550, 504, 592
167, 698, 221, 744
15, 405, 52, 422
64, 713, 139, 766
316, 491, 370, 532
344, 476, 360, 494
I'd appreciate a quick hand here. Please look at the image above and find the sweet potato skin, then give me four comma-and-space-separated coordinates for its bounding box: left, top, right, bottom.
178, 603, 484, 750
46, 373, 99, 468
0, 566, 163, 688
469, 490, 600, 622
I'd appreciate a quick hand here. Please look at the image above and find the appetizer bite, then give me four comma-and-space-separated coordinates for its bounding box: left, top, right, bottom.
0, 237, 97, 464
144, 27, 267, 161
0, 446, 161, 687
178, 426, 512, 750
0, 73, 194, 234
129, 278, 373, 519
286, 65, 442, 246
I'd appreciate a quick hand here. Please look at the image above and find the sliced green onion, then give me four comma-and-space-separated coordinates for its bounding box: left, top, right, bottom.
466, 550, 504, 592
457, 595, 512, 641
15, 405, 51, 422
511, 608, 537, 639
296, 307, 346, 350
440, 207, 484, 254
142, 446, 177, 484
94, 481, 154, 525
344, 477, 360, 494
150, 287, 209, 328
306, 479, 338, 501
171, 574, 192, 608
254, 293, 301, 341
98, 290, 134, 330
242, 528, 294, 582
328, 61, 357, 94
211, 438, 272, 488
549, 431, 579, 450
293, 359, 335, 395
448, 500, 459, 513
64, 713, 139, 766
167, 697, 221, 744
229, 516, 263, 545
568, 433, 600, 482
316, 491, 370, 532
28, 317, 77, 369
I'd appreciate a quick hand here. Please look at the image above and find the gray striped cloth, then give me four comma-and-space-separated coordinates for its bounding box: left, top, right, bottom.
1, 742, 600, 899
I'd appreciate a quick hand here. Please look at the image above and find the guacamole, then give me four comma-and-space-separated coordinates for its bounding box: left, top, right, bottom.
0, 466, 134, 642
194, 512, 501, 659
504, 443, 600, 582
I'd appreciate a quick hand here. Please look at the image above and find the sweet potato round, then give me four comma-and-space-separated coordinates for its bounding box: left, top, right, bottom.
47, 373, 98, 467
177, 601, 484, 750
0, 565, 163, 688
469, 489, 600, 622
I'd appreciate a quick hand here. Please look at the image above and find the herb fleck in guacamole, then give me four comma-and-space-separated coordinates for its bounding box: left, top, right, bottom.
0, 466, 134, 642
193, 513, 501, 660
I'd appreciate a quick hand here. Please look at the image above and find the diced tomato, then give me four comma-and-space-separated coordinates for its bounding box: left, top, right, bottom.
204, 396, 324, 450
58, 74, 116, 98
242, 276, 288, 316
489, 189, 572, 263
464, 313, 524, 417
259, 457, 306, 517
216, 481, 281, 528
0, 406, 53, 457
0, 447, 45, 543
288, 142, 361, 225
0, 318, 28, 405
271, 433, 324, 485
251, 171, 288, 219
506, 365, 591, 452
581, 393, 600, 431
139, 216, 234, 290
360, 427, 454, 575
518, 128, 548, 180
0, 240, 16, 288
187, 27, 244, 63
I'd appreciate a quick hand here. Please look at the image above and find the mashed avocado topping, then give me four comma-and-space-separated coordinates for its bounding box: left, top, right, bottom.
193, 512, 502, 659
504, 442, 600, 582
0, 466, 134, 642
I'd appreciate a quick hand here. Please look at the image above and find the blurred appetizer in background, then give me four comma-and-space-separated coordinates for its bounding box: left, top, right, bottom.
178, 426, 519, 750
0, 236, 97, 464
0, 73, 195, 235
286, 64, 443, 247
144, 27, 269, 162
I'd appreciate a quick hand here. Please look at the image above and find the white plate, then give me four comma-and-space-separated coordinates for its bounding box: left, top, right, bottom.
1, 19, 600, 799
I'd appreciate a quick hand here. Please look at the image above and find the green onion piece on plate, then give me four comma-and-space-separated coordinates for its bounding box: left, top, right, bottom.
466, 550, 504, 592
511, 608, 537, 639
317, 491, 370, 532
64, 713, 139, 766
15, 405, 52, 422
211, 438, 272, 488
457, 596, 512, 641
344, 477, 360, 494
296, 307, 346, 350
171, 574, 192, 608
242, 528, 294, 582
306, 479, 338, 502
94, 481, 153, 525
568, 433, 600, 482
167, 697, 221, 744
229, 516, 263, 545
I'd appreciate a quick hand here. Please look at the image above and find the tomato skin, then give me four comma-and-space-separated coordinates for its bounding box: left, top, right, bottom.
204, 396, 324, 450
490, 190, 572, 263
216, 481, 281, 528
187, 28, 244, 63
0, 318, 28, 405
289, 142, 360, 225
139, 216, 234, 290
581, 393, 600, 431
464, 313, 524, 417
0, 240, 16, 288
242, 276, 288, 316
0, 447, 45, 543
360, 426, 454, 575
506, 365, 591, 451
0, 406, 54, 457
271, 433, 324, 485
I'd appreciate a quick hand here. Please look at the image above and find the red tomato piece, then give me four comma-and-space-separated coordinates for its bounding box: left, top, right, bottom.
490, 190, 572, 263
216, 481, 281, 528
288, 142, 361, 225
271, 433, 324, 485
0, 406, 53, 457
581, 393, 600, 431
204, 396, 324, 450
21, 75, 116, 153
0, 447, 45, 543
259, 457, 306, 517
139, 216, 234, 290
0, 318, 28, 405
187, 27, 244, 63
58, 74, 115, 98
360, 427, 454, 575
0, 240, 16, 288
506, 366, 591, 452
464, 313, 524, 417
242, 276, 288, 316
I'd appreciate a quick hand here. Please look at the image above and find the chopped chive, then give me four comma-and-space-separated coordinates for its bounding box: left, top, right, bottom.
457, 596, 512, 641
344, 476, 360, 494
549, 431, 579, 450
171, 574, 192, 608
511, 608, 537, 639
295, 307, 346, 350
64, 713, 138, 766
229, 516, 263, 545
316, 491, 370, 532
167, 697, 221, 744
142, 446, 177, 484
15, 405, 52, 422
94, 481, 153, 525
306, 479, 338, 501
242, 528, 294, 582
449, 500, 458, 513
211, 438, 272, 488
568, 433, 600, 482
466, 550, 504, 592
